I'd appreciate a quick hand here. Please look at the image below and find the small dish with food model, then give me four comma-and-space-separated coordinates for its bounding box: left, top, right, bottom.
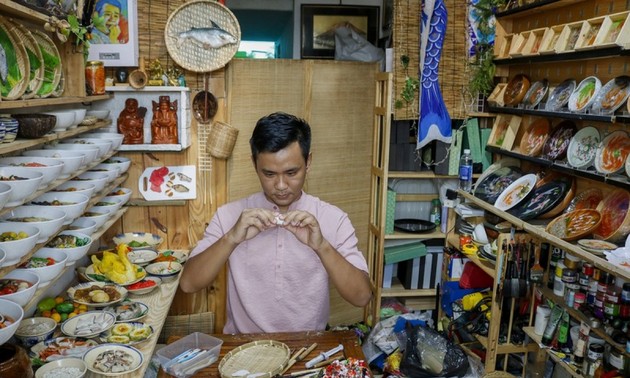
113, 232, 164, 250
104, 300, 149, 323
99, 321, 154, 345
60, 138, 113, 158
17, 248, 68, 287
0, 156, 64, 189
14, 316, 56, 348
67, 282, 127, 308
22, 149, 85, 177
126, 277, 161, 295
70, 171, 109, 193
146, 261, 182, 282
60, 310, 116, 338
0, 298, 24, 345
81, 208, 112, 230
82, 343, 143, 377
40, 231, 92, 266
30, 336, 98, 362
126, 249, 158, 266
0, 167, 44, 207
0, 270, 40, 306
0, 223, 41, 266
44, 144, 99, 165
67, 218, 98, 236
0, 206, 66, 243
34, 358, 87, 378
99, 157, 131, 175
51, 181, 96, 198
81, 132, 124, 150
27, 192, 90, 225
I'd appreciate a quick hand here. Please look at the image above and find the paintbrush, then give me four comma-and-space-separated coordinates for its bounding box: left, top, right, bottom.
530, 240, 544, 283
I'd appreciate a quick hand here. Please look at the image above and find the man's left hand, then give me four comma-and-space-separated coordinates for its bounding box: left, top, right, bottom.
280, 210, 327, 252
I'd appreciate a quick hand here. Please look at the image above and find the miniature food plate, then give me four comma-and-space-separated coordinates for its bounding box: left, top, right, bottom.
595, 130, 630, 174
494, 174, 537, 211
83, 343, 143, 377
503, 74, 531, 106
99, 321, 154, 345
60, 311, 116, 338
567, 126, 600, 169
590, 76, 630, 114
67, 282, 127, 307
564, 188, 604, 214
577, 239, 617, 256
126, 249, 158, 266
568, 76, 601, 111
522, 79, 548, 108
507, 181, 568, 221
545, 209, 602, 241
30, 336, 99, 362
104, 300, 149, 323
542, 120, 577, 160
545, 79, 576, 111
520, 118, 550, 156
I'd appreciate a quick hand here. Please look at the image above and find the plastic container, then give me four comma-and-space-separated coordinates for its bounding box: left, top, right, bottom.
458, 149, 473, 193
156, 332, 223, 373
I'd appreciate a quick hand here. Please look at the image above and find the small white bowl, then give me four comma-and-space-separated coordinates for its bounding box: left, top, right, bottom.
0, 298, 24, 345
41, 231, 93, 266
68, 217, 97, 236
146, 261, 182, 282
0, 167, 44, 207
61, 310, 116, 338
106, 187, 132, 204
126, 249, 158, 267
92, 197, 124, 212
82, 132, 124, 150
21, 149, 85, 178
113, 232, 164, 250
71, 171, 109, 193
86, 109, 110, 120
88, 166, 119, 183
0, 270, 40, 306
71, 108, 87, 126
126, 276, 161, 295
44, 144, 99, 165
100, 157, 131, 175
0, 156, 64, 189
1, 206, 67, 242
0, 223, 41, 266
35, 358, 87, 378
81, 208, 112, 230
0, 182, 13, 212
51, 181, 96, 198
83, 344, 143, 376
18, 249, 68, 287
15, 316, 57, 348
60, 138, 113, 158
28, 192, 90, 225
44, 111, 75, 132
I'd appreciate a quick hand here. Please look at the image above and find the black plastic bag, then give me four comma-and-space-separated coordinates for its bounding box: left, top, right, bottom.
400, 323, 469, 377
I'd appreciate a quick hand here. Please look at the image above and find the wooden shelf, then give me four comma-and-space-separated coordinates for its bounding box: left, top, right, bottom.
0, 94, 113, 110
487, 105, 630, 124
0, 0, 48, 22
384, 230, 445, 240
459, 191, 630, 282
118, 144, 187, 152
389, 171, 483, 179
522, 326, 582, 378
381, 283, 436, 298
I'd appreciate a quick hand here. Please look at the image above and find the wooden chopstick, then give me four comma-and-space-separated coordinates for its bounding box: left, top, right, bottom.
280, 347, 307, 375
297, 342, 318, 361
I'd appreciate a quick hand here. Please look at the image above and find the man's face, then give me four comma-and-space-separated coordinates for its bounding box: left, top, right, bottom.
253, 141, 310, 212
103, 4, 120, 29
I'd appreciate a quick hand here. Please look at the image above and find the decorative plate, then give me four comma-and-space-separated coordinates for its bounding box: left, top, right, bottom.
103, 300, 149, 323
577, 239, 618, 256
494, 173, 537, 211
31, 30, 62, 99
568, 76, 601, 111
542, 120, 577, 160
30, 336, 99, 362
67, 282, 128, 307
394, 219, 437, 233
595, 130, 630, 174
85, 264, 147, 286
567, 127, 600, 169
545, 209, 602, 241
522, 79, 549, 108
564, 188, 604, 214
471, 157, 521, 194
99, 322, 154, 345
545, 79, 576, 111
520, 118, 551, 156
0, 17, 29, 100
60, 311, 117, 338
4, 19, 44, 100
508, 181, 567, 221
503, 74, 531, 106
594, 189, 630, 242
83, 344, 144, 377
473, 166, 524, 204
590, 76, 630, 115
164, 0, 241, 73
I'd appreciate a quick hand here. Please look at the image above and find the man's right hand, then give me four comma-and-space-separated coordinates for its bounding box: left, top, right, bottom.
226, 208, 278, 244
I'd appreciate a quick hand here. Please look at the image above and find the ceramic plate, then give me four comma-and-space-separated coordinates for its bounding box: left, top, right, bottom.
99, 322, 154, 345
568, 76, 601, 111
546, 209, 602, 241
542, 120, 577, 160
595, 130, 630, 174
67, 282, 128, 307
545, 79, 576, 111
103, 300, 149, 323
567, 127, 600, 169
594, 189, 630, 241
494, 173, 537, 211
472, 158, 521, 194
503, 74, 531, 106
577, 239, 618, 256
522, 79, 549, 107
508, 181, 568, 221
83, 344, 144, 376
60, 311, 117, 338
85, 264, 147, 286
520, 118, 551, 156
591, 76, 630, 114
473, 166, 524, 204
30, 337, 99, 362
155, 250, 188, 264
564, 188, 604, 214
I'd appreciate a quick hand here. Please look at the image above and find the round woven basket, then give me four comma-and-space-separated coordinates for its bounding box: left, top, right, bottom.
207, 121, 239, 159
4, 19, 44, 100
30, 30, 62, 99
164, 0, 241, 73
0, 16, 30, 100
218, 340, 290, 378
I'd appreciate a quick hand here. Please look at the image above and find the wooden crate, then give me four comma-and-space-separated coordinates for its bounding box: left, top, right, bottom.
522, 28, 547, 55
576, 16, 605, 50
539, 24, 565, 55
487, 83, 508, 107
508, 32, 528, 57
555, 21, 584, 53
594, 11, 630, 48
487, 114, 522, 151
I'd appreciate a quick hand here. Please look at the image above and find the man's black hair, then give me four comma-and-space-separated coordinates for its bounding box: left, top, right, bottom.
249, 112, 311, 162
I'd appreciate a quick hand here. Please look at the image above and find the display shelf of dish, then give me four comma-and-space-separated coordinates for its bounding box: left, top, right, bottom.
536, 286, 630, 358
495, 0, 589, 19
0, 95, 114, 111
521, 327, 581, 378
459, 190, 630, 281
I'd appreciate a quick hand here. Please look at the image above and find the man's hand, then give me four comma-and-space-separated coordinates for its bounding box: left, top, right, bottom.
281, 210, 327, 252
226, 208, 279, 245
109, 26, 121, 43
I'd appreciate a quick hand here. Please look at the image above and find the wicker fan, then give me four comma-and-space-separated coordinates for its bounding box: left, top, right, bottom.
0, 16, 30, 100
30, 30, 62, 99
218, 340, 290, 378
164, 0, 241, 73
3, 19, 44, 100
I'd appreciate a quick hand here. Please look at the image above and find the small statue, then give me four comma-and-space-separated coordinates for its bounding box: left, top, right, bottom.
151, 96, 178, 144
166, 66, 183, 86
118, 98, 147, 144
147, 59, 164, 86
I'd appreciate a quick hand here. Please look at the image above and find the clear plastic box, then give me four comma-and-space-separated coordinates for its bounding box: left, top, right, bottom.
156, 332, 223, 368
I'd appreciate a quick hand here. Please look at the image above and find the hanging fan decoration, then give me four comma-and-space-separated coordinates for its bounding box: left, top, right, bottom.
164, 0, 241, 73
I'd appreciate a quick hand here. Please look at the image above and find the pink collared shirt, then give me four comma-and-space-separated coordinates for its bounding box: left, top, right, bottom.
190, 191, 368, 334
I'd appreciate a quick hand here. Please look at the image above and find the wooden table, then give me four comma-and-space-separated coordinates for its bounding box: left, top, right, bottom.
158, 330, 368, 377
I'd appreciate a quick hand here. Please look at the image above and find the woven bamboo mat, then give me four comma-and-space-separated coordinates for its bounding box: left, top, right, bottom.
0, 16, 30, 100
218, 340, 290, 378
30, 30, 62, 99
4, 19, 44, 99
157, 311, 215, 344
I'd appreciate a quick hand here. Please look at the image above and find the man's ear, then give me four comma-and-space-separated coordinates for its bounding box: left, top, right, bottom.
306, 152, 312, 173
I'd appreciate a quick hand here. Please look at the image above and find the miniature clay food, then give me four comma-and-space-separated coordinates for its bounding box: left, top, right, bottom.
73, 285, 121, 304
46, 234, 90, 248
0, 231, 29, 241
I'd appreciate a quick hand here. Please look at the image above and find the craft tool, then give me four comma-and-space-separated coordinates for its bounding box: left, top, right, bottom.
280, 346, 308, 375
305, 344, 343, 368
313, 357, 339, 368
297, 343, 318, 361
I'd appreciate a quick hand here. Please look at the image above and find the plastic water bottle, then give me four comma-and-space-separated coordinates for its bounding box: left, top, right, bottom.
459, 149, 473, 193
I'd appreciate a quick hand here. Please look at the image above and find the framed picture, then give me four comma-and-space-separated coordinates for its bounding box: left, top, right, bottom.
87, 0, 138, 67
301, 4, 379, 59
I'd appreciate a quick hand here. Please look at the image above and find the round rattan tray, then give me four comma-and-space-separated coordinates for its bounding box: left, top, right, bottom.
4, 19, 44, 100
164, 0, 241, 73
30, 30, 62, 99
218, 340, 290, 378
0, 16, 30, 100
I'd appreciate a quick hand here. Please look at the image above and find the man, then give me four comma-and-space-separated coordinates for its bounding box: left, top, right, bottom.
180, 112, 372, 334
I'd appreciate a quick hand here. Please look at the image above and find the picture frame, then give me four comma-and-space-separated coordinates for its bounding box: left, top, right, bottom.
87, 0, 139, 67
300, 4, 379, 59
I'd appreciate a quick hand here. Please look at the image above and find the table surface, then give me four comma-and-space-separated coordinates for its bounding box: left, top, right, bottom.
158, 329, 368, 377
